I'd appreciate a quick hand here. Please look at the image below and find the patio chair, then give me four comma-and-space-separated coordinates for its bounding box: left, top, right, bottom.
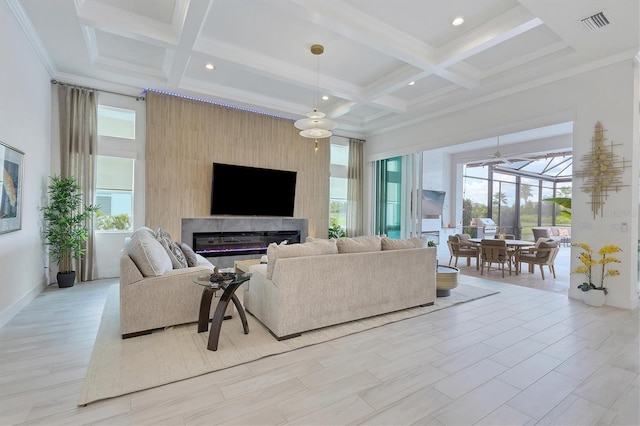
479, 239, 513, 278
518, 240, 559, 280
532, 228, 551, 241
447, 235, 478, 268
455, 233, 474, 248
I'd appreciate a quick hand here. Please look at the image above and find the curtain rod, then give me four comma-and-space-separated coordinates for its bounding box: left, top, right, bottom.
51, 79, 145, 101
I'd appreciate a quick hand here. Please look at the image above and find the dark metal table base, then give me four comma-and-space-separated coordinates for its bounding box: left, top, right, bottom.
197, 282, 249, 351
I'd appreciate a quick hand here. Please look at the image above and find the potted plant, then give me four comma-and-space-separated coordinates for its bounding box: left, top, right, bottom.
328, 217, 346, 239
41, 175, 98, 288
571, 242, 622, 306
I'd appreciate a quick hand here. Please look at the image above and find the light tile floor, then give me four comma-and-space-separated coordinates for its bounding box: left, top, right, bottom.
0, 271, 638, 425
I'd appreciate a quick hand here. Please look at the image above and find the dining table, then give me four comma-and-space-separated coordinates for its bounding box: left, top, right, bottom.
468, 238, 535, 275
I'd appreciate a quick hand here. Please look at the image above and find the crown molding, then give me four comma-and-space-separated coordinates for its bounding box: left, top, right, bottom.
6, 0, 57, 77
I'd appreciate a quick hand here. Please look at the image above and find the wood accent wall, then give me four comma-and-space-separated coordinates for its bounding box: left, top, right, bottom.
145, 91, 329, 240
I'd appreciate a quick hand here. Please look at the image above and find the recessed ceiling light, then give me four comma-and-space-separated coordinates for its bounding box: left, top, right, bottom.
452, 17, 464, 26
322, 95, 329, 100
408, 81, 416, 86
205, 63, 215, 70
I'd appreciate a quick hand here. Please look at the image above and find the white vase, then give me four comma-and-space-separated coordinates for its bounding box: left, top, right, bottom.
582, 289, 606, 307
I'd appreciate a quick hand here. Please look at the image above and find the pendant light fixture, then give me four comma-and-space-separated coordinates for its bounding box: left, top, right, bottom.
294, 44, 337, 153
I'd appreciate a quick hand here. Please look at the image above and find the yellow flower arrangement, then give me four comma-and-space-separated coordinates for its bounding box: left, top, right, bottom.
571, 242, 622, 295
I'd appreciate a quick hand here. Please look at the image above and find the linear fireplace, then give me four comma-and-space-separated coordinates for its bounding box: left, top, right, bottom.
193, 230, 301, 258
182, 217, 309, 269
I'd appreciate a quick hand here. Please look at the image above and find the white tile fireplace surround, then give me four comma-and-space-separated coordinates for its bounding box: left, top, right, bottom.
181, 217, 309, 269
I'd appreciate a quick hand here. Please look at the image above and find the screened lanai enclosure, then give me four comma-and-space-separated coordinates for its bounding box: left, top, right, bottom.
371, 151, 572, 241
463, 152, 572, 240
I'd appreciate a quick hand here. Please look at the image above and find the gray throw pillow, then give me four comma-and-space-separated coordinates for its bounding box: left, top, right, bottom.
156, 228, 188, 269
179, 242, 198, 267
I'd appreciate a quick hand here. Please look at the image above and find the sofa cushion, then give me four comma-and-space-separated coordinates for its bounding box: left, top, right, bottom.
126, 228, 173, 277
381, 236, 427, 250
266, 239, 338, 279
179, 242, 199, 267
156, 228, 188, 269
336, 235, 382, 253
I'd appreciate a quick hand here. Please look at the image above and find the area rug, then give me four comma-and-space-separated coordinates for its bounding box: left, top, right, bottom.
79, 282, 498, 405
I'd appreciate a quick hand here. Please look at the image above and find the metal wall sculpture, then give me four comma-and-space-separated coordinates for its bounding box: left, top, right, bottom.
576, 122, 629, 218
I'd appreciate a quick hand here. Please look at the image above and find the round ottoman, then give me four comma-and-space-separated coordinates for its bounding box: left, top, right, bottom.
436, 265, 460, 297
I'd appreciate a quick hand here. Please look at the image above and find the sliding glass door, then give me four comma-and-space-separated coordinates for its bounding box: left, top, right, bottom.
373, 154, 422, 238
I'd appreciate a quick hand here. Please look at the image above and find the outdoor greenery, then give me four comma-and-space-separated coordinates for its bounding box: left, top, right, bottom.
462, 184, 571, 240
41, 176, 99, 273
96, 211, 131, 230
542, 197, 572, 219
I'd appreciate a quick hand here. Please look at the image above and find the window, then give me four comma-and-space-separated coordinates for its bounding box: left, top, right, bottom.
96, 103, 137, 231
97, 105, 136, 139
95, 156, 134, 230
330, 142, 349, 236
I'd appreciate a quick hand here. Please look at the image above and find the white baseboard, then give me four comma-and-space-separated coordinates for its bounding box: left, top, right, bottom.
0, 278, 48, 329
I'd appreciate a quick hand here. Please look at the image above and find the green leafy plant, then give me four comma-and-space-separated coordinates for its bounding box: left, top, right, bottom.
543, 197, 571, 219
572, 242, 622, 295
427, 240, 436, 247
41, 176, 99, 273
328, 223, 346, 239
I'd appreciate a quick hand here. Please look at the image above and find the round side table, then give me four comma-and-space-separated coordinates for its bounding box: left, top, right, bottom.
436, 265, 460, 297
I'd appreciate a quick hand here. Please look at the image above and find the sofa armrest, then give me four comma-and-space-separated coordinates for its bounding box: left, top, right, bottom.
120, 254, 144, 286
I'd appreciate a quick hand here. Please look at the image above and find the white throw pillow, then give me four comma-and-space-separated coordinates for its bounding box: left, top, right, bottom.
195, 253, 213, 267
127, 228, 173, 277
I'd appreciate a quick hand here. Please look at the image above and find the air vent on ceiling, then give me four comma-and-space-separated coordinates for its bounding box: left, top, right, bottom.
580, 10, 610, 31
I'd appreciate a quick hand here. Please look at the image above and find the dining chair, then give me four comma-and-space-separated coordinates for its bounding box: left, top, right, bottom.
518, 240, 559, 279
447, 235, 478, 268
455, 233, 474, 248
479, 239, 512, 278
532, 228, 551, 241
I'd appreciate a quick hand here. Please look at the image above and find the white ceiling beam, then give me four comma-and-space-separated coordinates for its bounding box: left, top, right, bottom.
435, 6, 543, 69
74, 0, 180, 47
166, 0, 213, 86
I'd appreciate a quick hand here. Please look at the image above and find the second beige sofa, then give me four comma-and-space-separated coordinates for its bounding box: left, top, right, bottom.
243, 235, 437, 339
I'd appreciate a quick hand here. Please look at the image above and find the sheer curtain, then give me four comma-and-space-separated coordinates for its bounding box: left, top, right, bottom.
57, 85, 98, 282
346, 138, 364, 236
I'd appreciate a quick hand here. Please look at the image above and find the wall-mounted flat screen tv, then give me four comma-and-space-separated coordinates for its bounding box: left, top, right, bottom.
210, 163, 297, 216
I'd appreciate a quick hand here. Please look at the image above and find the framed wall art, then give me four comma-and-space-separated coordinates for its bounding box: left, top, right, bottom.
0, 141, 24, 234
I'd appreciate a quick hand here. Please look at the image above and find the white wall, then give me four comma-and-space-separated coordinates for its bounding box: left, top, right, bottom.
365, 59, 639, 310
0, 1, 52, 327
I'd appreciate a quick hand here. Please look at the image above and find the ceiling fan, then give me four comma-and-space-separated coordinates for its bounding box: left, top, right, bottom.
464, 137, 532, 167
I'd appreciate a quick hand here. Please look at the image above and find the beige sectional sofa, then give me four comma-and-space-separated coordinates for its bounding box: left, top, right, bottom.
119, 226, 226, 338
243, 235, 437, 339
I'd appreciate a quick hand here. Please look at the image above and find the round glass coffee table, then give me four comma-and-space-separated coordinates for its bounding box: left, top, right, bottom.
193, 272, 252, 351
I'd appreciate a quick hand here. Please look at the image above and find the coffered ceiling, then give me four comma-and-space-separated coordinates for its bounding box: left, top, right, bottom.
8, 0, 640, 138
